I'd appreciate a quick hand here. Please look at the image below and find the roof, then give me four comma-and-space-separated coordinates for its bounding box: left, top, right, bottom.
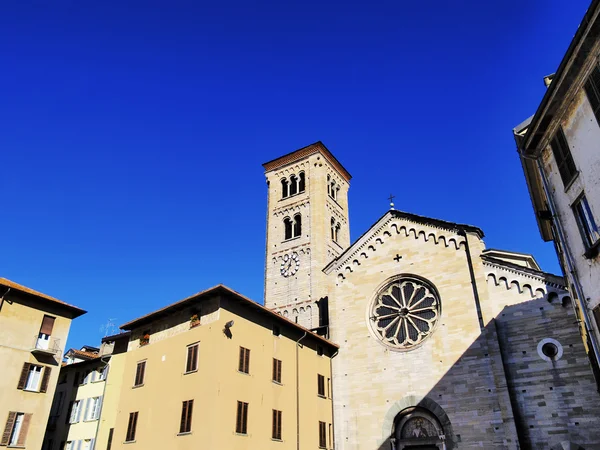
521, 0, 600, 154
101, 331, 131, 343
0, 277, 86, 318
262, 141, 352, 182
120, 284, 339, 350
481, 248, 540, 270
324, 209, 484, 273
481, 254, 566, 288
65, 348, 100, 360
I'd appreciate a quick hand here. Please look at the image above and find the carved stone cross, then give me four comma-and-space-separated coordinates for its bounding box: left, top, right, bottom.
394, 254, 402, 262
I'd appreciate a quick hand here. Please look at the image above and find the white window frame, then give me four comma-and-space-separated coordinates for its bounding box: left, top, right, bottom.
70, 400, 82, 424
573, 194, 600, 251
9, 413, 24, 446
24, 365, 43, 391
99, 365, 109, 381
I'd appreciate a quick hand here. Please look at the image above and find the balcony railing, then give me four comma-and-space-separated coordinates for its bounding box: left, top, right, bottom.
31, 335, 61, 356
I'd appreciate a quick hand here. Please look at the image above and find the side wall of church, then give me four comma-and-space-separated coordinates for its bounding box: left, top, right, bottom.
495, 295, 600, 448
328, 217, 520, 449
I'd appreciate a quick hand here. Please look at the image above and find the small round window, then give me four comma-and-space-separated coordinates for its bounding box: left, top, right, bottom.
368, 276, 441, 351
537, 338, 563, 362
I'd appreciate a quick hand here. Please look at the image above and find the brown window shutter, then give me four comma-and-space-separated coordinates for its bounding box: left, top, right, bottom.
17, 363, 31, 390
272, 359, 277, 381
236, 401, 242, 433
107, 428, 114, 450
40, 315, 56, 335
1, 412, 17, 446
238, 348, 244, 372
192, 346, 198, 371
180, 401, 188, 433
15, 414, 32, 447
278, 360, 282, 382
186, 400, 193, 432
277, 411, 282, 440
242, 402, 248, 434
40, 367, 52, 393
245, 349, 250, 374
186, 347, 193, 373
140, 362, 145, 384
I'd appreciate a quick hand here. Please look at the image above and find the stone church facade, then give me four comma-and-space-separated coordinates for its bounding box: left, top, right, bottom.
263, 142, 600, 449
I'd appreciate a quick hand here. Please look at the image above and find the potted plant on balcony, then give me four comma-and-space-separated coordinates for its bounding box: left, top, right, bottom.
190, 314, 200, 328
140, 334, 150, 346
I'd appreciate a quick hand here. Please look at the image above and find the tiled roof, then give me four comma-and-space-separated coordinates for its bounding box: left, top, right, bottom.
120, 284, 339, 350
0, 278, 86, 317
262, 141, 352, 181
66, 348, 99, 360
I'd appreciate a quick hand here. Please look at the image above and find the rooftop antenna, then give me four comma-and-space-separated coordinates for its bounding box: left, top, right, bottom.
388, 194, 395, 211
100, 318, 117, 337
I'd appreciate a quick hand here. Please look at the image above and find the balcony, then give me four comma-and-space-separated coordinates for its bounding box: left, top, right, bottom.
31, 335, 61, 356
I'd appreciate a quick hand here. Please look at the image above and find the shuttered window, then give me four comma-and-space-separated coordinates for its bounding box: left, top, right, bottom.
40, 315, 56, 336
17, 364, 51, 393
235, 401, 248, 434
585, 64, 600, 127
272, 358, 282, 383
238, 347, 250, 374
319, 421, 327, 448
550, 127, 577, 187
179, 400, 194, 434
125, 412, 138, 442
317, 374, 325, 397
1, 412, 32, 447
185, 344, 199, 373
106, 428, 114, 450
272, 410, 282, 440
134, 361, 146, 387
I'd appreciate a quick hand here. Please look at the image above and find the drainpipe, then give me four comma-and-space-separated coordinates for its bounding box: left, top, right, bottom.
328, 348, 339, 450
296, 331, 307, 450
92, 355, 111, 448
531, 155, 600, 369
457, 229, 485, 330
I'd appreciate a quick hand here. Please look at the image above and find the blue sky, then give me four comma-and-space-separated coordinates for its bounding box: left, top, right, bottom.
1, 0, 590, 349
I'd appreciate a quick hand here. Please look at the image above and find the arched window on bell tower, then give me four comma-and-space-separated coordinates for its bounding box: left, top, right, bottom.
293, 214, 302, 237
283, 217, 293, 240
331, 217, 336, 240
290, 175, 298, 196
281, 178, 289, 199
299, 172, 305, 193
335, 223, 340, 242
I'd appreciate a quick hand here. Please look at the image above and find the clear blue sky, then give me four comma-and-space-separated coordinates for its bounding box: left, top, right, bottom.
1, 0, 590, 349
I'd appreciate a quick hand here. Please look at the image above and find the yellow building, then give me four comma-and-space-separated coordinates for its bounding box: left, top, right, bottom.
0, 277, 86, 450
106, 284, 337, 450
42, 334, 129, 450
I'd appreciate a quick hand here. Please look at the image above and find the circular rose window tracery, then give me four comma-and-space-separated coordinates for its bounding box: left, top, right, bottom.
369, 276, 440, 350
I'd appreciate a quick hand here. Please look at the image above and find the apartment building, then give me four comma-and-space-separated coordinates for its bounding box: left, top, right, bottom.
0, 277, 86, 449
513, 0, 600, 388
107, 284, 337, 450
43, 335, 129, 450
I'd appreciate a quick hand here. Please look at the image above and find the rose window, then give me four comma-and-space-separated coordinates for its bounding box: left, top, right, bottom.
369, 277, 440, 350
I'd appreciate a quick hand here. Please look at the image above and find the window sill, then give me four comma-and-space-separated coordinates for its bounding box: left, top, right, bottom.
23, 388, 40, 393
317, 394, 327, 399
584, 240, 600, 259
184, 369, 198, 375
271, 438, 283, 442
282, 236, 301, 243
177, 432, 192, 436
8, 446, 26, 449
563, 171, 580, 193
123, 440, 136, 444
272, 380, 283, 386
132, 384, 144, 389
237, 370, 250, 376
279, 191, 306, 202
235, 433, 248, 437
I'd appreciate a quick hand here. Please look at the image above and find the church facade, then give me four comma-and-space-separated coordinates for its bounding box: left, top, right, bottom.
263, 142, 600, 449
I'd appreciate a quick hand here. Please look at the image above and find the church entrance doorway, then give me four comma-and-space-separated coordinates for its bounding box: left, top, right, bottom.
391, 407, 446, 450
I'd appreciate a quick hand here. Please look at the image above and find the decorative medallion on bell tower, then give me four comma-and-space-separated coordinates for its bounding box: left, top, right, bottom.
262, 141, 351, 329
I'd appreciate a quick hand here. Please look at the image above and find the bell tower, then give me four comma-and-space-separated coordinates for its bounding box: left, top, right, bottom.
263, 141, 351, 330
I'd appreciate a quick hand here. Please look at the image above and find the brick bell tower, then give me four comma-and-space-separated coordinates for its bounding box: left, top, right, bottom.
262, 142, 351, 331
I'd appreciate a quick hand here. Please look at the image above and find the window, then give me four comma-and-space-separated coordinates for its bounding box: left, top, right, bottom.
272, 410, 282, 440
179, 400, 194, 434
99, 365, 109, 381
235, 401, 249, 434
238, 347, 250, 374
298, 172, 305, 192
1, 412, 32, 447
284, 217, 293, 240
69, 400, 82, 424
317, 374, 325, 397
125, 412, 139, 442
272, 324, 281, 336
134, 361, 146, 387
85, 397, 102, 421
293, 214, 301, 237
327, 378, 331, 398
281, 178, 289, 199
289, 175, 298, 196
550, 127, 577, 187
585, 64, 600, 126
319, 421, 327, 448
107, 428, 114, 450
573, 194, 600, 255
272, 358, 282, 383
331, 218, 336, 240
36, 315, 55, 350
17, 363, 51, 393
65, 441, 74, 450
186, 344, 199, 373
